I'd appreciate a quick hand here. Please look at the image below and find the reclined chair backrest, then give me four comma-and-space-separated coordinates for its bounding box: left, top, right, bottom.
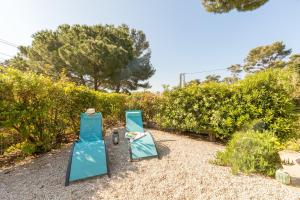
79, 112, 103, 141
126, 110, 144, 132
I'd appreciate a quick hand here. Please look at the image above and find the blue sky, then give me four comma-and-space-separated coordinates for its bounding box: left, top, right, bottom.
0, 0, 300, 91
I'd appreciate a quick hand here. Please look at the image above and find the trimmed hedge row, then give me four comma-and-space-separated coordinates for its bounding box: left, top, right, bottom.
0, 67, 127, 153
155, 69, 298, 141
126, 91, 161, 123
0, 67, 298, 156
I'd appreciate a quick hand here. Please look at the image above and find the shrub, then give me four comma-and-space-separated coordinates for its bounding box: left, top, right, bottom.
238, 69, 296, 141
284, 139, 300, 151
0, 129, 21, 155
1, 66, 298, 158
156, 82, 234, 139
0, 67, 69, 152
242, 119, 267, 132
64, 85, 127, 130
126, 92, 161, 123
214, 130, 281, 176
156, 69, 297, 141
0, 67, 127, 154
4, 141, 36, 156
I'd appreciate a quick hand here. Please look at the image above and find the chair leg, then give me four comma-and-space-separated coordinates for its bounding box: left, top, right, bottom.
104, 140, 111, 178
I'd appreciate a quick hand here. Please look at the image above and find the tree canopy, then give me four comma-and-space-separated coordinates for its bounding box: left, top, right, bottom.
188, 42, 295, 85
243, 41, 291, 73
202, 0, 269, 13
203, 74, 221, 83
9, 24, 155, 92
287, 54, 300, 72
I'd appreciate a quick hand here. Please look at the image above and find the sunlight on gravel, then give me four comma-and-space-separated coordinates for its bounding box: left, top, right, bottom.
1, 129, 299, 200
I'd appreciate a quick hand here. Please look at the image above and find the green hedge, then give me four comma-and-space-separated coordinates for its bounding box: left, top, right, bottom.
126, 92, 161, 123
0, 67, 298, 157
64, 86, 127, 131
0, 67, 127, 154
156, 69, 298, 141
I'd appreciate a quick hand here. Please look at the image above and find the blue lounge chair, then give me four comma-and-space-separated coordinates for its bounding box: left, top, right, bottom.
65, 113, 110, 186
125, 110, 159, 161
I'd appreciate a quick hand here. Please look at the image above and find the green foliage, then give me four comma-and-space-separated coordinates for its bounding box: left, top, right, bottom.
203, 74, 221, 83
156, 69, 297, 141
225, 64, 242, 83
64, 85, 127, 129
283, 139, 300, 151
1, 66, 298, 159
202, 0, 269, 13
214, 130, 281, 176
287, 54, 300, 73
126, 92, 161, 123
243, 41, 291, 73
0, 67, 68, 152
157, 82, 234, 137
5, 141, 36, 156
0, 67, 127, 154
9, 24, 155, 92
242, 119, 267, 132
222, 76, 238, 84
0, 129, 21, 155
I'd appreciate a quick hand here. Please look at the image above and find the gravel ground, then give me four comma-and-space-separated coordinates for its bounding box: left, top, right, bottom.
1, 129, 300, 200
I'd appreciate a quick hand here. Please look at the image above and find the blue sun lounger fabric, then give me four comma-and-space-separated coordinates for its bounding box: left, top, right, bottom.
125, 110, 158, 160
65, 113, 109, 186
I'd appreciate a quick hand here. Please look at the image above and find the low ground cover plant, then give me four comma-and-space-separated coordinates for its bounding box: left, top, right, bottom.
214, 130, 282, 176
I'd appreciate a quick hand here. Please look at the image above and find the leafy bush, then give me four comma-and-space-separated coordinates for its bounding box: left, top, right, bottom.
0, 67, 127, 154
284, 139, 300, 151
0, 67, 69, 152
156, 69, 297, 141
126, 92, 161, 123
5, 141, 37, 156
242, 119, 267, 132
156, 82, 234, 139
64, 85, 127, 130
214, 130, 281, 176
0, 129, 21, 155
1, 66, 298, 159
238, 69, 296, 141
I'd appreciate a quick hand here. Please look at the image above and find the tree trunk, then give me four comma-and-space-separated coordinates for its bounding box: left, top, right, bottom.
115, 84, 121, 93
208, 132, 216, 142
94, 78, 98, 91
93, 65, 99, 91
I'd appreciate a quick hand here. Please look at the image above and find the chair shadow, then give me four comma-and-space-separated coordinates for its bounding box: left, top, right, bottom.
0, 128, 143, 199
104, 128, 139, 177
0, 127, 175, 199
155, 142, 170, 158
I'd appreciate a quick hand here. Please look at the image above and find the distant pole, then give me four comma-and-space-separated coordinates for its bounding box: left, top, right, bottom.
179, 73, 182, 87
179, 73, 186, 88
179, 67, 228, 88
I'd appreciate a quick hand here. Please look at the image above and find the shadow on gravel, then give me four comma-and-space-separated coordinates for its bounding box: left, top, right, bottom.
291, 177, 300, 188
151, 128, 226, 145
155, 142, 171, 158
0, 127, 143, 200
105, 128, 138, 176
